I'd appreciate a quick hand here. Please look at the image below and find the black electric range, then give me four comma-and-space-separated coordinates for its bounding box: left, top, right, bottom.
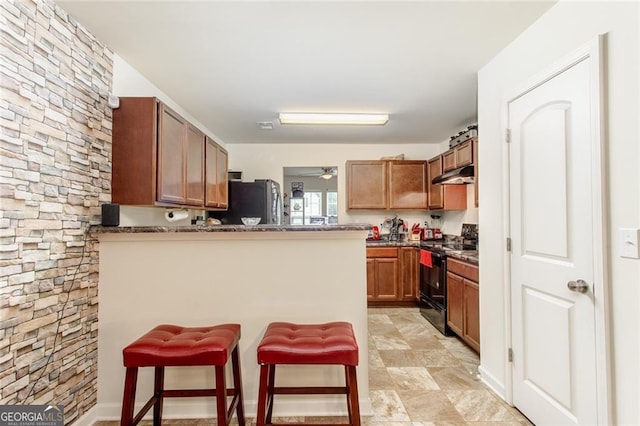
418, 224, 478, 336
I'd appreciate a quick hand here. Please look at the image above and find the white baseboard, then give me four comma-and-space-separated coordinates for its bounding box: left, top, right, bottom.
74, 397, 373, 424
71, 406, 97, 426
478, 365, 507, 402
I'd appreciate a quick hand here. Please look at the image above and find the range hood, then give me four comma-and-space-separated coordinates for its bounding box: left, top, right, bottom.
432, 165, 475, 185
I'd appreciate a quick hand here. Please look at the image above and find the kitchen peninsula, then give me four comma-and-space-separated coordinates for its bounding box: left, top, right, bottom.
91, 224, 372, 419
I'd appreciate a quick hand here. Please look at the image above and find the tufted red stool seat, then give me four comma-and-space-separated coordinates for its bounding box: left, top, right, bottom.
256, 322, 360, 426
121, 324, 245, 426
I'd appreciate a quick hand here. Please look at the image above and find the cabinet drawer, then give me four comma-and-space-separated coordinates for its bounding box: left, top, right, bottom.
447, 258, 479, 282
366, 247, 398, 258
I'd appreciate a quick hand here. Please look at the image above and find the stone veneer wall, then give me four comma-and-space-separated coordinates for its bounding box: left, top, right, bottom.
1, 0, 112, 422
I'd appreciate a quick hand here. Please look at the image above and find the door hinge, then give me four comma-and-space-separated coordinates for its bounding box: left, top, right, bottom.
506, 237, 512, 252
505, 128, 511, 143
508, 348, 513, 362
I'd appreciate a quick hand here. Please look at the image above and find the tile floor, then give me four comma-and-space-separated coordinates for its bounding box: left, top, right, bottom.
96, 308, 533, 425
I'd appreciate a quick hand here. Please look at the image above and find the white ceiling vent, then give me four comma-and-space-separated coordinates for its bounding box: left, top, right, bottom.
257, 121, 274, 130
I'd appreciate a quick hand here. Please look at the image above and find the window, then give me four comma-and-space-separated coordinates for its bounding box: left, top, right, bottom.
303, 191, 322, 224
327, 191, 338, 217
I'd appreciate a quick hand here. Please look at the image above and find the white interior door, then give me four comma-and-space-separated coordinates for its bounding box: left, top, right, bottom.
507, 40, 608, 425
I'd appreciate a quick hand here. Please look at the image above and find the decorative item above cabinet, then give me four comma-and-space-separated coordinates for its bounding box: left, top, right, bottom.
112, 97, 228, 210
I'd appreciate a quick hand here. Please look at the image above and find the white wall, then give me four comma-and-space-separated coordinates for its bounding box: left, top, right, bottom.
96, 230, 371, 419
477, 2, 639, 424
110, 56, 479, 232
226, 143, 476, 231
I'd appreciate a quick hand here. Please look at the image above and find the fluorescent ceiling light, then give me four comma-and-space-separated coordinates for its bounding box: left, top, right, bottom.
279, 112, 389, 126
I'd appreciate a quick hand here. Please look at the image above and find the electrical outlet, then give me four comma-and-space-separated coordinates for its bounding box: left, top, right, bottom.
619, 228, 640, 259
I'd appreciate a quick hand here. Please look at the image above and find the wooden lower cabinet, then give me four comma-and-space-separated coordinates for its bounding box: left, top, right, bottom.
366, 247, 399, 301
368, 257, 399, 301
464, 280, 480, 351
446, 258, 480, 352
399, 247, 419, 301
446, 272, 464, 336
367, 246, 419, 305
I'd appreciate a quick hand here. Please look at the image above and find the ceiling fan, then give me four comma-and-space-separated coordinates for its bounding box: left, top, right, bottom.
288, 166, 338, 180
318, 167, 337, 180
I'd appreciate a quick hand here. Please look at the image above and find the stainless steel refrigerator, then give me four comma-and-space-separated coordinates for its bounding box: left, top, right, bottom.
208, 179, 282, 225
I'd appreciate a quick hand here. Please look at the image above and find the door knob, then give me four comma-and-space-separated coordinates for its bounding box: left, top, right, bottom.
567, 279, 589, 293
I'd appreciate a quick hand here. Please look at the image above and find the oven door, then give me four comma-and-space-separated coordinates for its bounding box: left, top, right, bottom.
419, 250, 446, 309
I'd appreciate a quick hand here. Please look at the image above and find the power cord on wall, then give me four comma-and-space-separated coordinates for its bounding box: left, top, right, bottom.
22, 224, 91, 403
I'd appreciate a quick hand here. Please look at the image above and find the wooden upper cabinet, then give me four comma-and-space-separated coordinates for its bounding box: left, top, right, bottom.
215, 146, 228, 209
388, 161, 428, 209
456, 139, 473, 167
347, 160, 428, 210
205, 137, 228, 209
185, 124, 205, 206
157, 104, 187, 204
346, 161, 388, 209
442, 139, 473, 173
427, 156, 444, 209
112, 97, 226, 210
473, 138, 479, 207
427, 155, 467, 211
442, 150, 456, 172
112, 98, 158, 206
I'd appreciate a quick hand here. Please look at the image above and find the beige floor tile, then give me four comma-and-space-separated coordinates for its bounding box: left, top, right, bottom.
445, 390, 517, 422
368, 321, 400, 336
427, 366, 486, 391
368, 312, 394, 324
368, 366, 396, 390
378, 349, 425, 367
368, 389, 411, 421
368, 347, 385, 368
387, 367, 440, 391
415, 349, 463, 367
395, 389, 466, 423
371, 334, 412, 350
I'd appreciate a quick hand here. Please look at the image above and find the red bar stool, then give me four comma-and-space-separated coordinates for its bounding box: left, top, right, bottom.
256, 322, 360, 426
120, 324, 245, 426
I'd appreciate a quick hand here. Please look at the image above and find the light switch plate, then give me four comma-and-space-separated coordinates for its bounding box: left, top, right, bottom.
619, 228, 640, 259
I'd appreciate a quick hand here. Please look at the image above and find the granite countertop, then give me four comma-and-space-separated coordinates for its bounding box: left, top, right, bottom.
90, 224, 372, 234
365, 239, 421, 248
447, 250, 479, 265
366, 240, 479, 263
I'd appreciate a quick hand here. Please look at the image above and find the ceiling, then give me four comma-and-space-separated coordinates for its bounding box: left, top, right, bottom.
58, 1, 555, 145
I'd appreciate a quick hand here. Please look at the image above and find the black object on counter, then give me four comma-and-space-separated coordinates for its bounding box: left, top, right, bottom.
101, 203, 120, 227
208, 179, 282, 225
